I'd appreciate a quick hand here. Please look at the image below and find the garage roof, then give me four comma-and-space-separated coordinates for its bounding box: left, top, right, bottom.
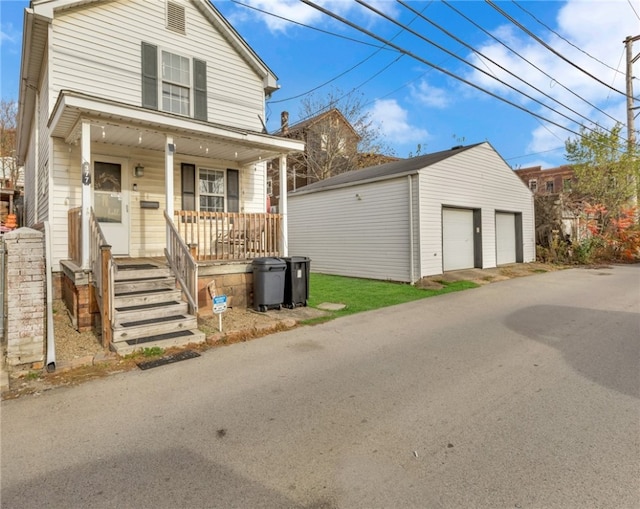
290, 143, 482, 195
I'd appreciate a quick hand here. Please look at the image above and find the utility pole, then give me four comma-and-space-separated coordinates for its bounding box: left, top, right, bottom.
624, 35, 640, 150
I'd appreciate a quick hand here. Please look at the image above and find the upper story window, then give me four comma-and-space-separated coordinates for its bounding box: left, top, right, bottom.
563, 178, 572, 192
141, 42, 207, 121
528, 179, 537, 192
162, 51, 190, 115
545, 180, 554, 193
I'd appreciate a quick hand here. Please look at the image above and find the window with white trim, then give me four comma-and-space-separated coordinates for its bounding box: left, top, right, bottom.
529, 179, 537, 192
199, 169, 225, 212
162, 51, 190, 115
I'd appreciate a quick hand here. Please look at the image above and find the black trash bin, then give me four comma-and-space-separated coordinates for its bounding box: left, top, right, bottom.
283, 256, 311, 308
252, 257, 286, 312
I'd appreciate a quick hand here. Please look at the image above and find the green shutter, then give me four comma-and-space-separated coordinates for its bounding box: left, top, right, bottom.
194, 59, 207, 121
181, 163, 196, 211
141, 42, 158, 110
227, 169, 239, 213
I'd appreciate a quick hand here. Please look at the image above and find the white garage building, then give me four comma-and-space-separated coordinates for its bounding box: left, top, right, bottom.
288, 142, 535, 283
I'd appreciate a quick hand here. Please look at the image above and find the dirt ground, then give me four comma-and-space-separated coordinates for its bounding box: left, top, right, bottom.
3, 262, 566, 399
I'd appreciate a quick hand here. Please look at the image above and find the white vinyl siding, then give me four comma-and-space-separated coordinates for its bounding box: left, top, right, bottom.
419, 144, 534, 277
37, 56, 50, 224
50, 0, 265, 130
289, 143, 533, 283
289, 177, 419, 282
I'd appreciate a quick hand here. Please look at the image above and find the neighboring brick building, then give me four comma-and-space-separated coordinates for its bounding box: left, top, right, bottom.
514, 164, 576, 195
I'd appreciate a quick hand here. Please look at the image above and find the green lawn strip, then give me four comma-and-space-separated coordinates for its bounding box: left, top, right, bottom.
305, 273, 478, 322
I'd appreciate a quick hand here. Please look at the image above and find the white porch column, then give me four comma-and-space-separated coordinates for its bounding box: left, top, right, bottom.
165, 135, 175, 253
81, 120, 92, 269
279, 154, 288, 257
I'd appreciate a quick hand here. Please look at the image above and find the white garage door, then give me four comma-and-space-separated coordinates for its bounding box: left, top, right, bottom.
443, 208, 475, 271
496, 212, 516, 265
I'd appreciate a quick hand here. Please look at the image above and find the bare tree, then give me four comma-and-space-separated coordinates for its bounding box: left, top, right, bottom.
290, 89, 394, 184
0, 99, 18, 188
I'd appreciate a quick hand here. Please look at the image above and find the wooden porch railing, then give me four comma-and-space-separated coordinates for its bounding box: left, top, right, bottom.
89, 209, 113, 349
68, 207, 82, 266
173, 211, 282, 260
164, 211, 198, 315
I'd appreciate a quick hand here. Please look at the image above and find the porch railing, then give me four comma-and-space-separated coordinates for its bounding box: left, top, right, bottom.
173, 211, 282, 260
164, 211, 198, 315
89, 209, 113, 349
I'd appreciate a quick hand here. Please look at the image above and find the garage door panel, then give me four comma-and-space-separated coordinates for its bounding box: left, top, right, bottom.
496, 212, 516, 265
443, 208, 475, 271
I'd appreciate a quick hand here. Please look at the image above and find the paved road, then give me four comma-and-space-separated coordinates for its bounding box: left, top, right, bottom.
1, 265, 639, 508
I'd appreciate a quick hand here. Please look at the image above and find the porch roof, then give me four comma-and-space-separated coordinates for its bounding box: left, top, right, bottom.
49, 90, 305, 166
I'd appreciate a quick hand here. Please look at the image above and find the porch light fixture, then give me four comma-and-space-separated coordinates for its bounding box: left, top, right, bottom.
134, 164, 145, 178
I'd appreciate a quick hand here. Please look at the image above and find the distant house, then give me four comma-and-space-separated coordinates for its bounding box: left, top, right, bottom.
268, 109, 362, 211
16, 0, 304, 353
514, 165, 584, 243
514, 165, 576, 195
288, 142, 535, 283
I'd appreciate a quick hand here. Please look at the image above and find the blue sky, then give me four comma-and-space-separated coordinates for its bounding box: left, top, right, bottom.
1, 0, 637, 169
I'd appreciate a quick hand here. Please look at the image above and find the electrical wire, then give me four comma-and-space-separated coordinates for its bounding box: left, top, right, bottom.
627, 0, 640, 21
229, 0, 389, 49
442, 1, 621, 125
268, 2, 434, 125
396, 0, 617, 134
511, 0, 625, 75
355, 0, 602, 135
298, 0, 586, 139
485, 0, 627, 97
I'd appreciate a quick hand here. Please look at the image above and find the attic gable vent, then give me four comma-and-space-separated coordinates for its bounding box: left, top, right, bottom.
167, 1, 186, 34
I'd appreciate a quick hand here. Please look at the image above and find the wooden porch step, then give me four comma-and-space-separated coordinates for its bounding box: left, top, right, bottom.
114, 277, 176, 294
113, 301, 188, 327
112, 314, 198, 342
114, 266, 172, 281
110, 329, 206, 357
113, 288, 183, 308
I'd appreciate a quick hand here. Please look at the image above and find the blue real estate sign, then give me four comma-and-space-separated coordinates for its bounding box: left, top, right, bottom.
213, 295, 227, 314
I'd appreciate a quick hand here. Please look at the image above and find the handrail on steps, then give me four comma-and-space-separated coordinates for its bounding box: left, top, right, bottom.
164, 210, 198, 315
88, 209, 113, 349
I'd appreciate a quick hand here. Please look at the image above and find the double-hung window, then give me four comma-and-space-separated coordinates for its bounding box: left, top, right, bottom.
162, 51, 190, 116
199, 169, 225, 212
141, 42, 208, 120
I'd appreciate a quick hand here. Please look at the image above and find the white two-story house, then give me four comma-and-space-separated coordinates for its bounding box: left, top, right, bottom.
17, 0, 304, 353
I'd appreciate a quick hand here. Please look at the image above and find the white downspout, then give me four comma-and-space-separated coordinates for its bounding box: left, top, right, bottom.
44, 221, 55, 372
279, 154, 288, 257
33, 92, 39, 223
81, 120, 91, 269
408, 175, 415, 284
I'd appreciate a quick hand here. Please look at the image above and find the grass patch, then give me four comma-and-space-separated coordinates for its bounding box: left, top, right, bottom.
306, 273, 478, 321
142, 347, 164, 357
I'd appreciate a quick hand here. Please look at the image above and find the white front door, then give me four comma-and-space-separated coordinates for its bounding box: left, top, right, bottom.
93, 160, 130, 255
443, 208, 475, 271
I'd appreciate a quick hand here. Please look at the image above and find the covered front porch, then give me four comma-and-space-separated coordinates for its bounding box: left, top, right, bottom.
53, 91, 304, 351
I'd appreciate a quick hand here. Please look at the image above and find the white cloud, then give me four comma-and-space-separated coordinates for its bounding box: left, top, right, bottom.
0, 22, 18, 47
410, 79, 451, 109
464, 0, 634, 164
368, 98, 429, 144
230, 0, 399, 34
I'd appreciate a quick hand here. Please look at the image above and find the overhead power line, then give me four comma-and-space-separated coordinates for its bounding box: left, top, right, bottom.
395, 0, 617, 134
355, 0, 608, 135
511, 0, 625, 75
441, 0, 622, 126
298, 0, 586, 139
485, 0, 627, 98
